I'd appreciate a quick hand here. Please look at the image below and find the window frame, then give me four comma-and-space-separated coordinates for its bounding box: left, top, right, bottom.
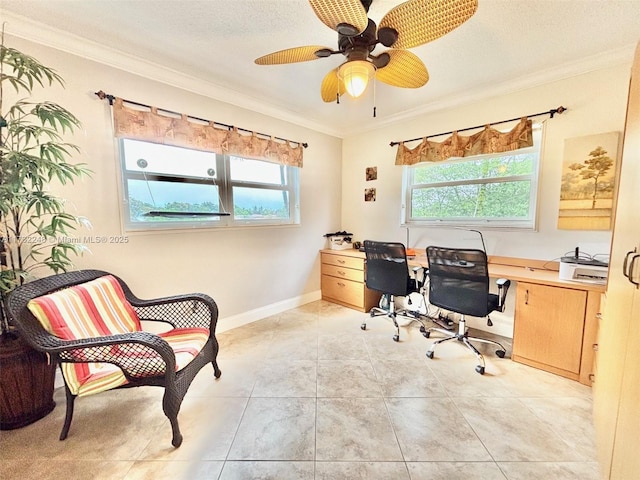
401, 126, 542, 230
118, 139, 300, 231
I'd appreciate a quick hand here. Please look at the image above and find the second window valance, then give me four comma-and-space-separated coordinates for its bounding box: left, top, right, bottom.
395, 117, 533, 166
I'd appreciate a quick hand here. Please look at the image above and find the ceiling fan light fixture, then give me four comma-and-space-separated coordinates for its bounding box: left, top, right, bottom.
338, 60, 376, 98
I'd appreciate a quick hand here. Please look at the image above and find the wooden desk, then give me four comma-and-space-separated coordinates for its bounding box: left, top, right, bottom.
412, 253, 604, 385
411, 253, 605, 291
321, 249, 605, 385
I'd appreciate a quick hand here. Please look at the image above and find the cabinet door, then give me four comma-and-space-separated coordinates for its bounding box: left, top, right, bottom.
593, 286, 630, 475
513, 282, 586, 374
593, 41, 640, 480
610, 289, 640, 479
596, 40, 640, 480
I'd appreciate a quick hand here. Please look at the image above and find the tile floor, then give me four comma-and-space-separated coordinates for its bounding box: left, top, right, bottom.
0, 300, 600, 480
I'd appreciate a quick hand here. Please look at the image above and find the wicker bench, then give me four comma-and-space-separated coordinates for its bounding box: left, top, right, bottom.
6, 269, 221, 447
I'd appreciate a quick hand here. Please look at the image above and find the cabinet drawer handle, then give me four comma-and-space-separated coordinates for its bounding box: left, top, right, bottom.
589, 374, 595, 383
337, 259, 346, 264
623, 249, 636, 279
593, 343, 598, 351
525, 289, 529, 305
628, 254, 640, 287
595, 312, 602, 320
337, 282, 346, 287
337, 270, 346, 276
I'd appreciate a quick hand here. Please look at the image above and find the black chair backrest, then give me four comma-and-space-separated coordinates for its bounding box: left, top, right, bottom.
364, 240, 410, 297
426, 246, 491, 317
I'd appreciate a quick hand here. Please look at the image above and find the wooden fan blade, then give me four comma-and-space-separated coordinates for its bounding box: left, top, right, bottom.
379, 0, 478, 49
321, 68, 345, 102
376, 50, 429, 88
255, 45, 330, 65
308, 0, 368, 35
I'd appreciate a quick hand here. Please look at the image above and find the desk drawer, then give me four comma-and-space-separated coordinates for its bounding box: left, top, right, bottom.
321, 274, 364, 308
321, 253, 363, 271
321, 264, 364, 282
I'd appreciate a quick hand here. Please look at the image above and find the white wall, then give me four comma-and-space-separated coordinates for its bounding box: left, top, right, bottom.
342, 64, 631, 336
6, 35, 343, 331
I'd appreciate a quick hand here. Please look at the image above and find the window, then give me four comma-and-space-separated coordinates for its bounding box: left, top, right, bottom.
119, 139, 299, 230
402, 127, 541, 229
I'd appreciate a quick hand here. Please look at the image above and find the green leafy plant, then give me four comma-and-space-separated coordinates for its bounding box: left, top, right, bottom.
0, 34, 91, 334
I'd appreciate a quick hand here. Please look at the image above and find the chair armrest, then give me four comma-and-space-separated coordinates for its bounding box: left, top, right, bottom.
127, 293, 219, 332
51, 331, 177, 379
495, 278, 512, 311
412, 266, 422, 289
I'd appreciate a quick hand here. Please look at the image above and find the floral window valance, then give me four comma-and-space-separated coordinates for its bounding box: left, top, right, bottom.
111, 97, 304, 167
395, 117, 534, 166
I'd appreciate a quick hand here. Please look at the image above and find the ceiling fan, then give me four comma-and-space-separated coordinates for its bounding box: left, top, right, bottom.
255, 0, 478, 103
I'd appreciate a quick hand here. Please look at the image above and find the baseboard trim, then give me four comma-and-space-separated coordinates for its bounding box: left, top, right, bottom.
216, 290, 322, 333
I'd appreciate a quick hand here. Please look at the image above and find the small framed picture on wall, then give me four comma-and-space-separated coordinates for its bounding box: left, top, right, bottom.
366, 166, 377, 181
364, 188, 376, 202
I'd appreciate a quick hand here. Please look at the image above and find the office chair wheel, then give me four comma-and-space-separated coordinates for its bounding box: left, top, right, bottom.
361, 323, 367, 330
426, 350, 434, 359
475, 365, 485, 375
419, 325, 426, 333
393, 334, 400, 342
496, 350, 506, 358
423, 331, 431, 338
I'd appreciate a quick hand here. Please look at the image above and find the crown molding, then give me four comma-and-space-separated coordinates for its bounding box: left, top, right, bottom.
1, 11, 342, 137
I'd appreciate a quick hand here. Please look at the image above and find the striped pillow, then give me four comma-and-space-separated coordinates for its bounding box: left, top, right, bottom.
28, 274, 141, 339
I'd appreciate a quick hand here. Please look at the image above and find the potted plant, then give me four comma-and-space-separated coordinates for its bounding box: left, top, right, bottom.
0, 32, 90, 429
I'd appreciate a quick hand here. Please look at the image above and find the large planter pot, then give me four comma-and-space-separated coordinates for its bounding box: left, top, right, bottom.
0, 332, 56, 430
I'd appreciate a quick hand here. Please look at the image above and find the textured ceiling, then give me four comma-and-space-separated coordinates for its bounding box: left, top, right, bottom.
2, 0, 640, 137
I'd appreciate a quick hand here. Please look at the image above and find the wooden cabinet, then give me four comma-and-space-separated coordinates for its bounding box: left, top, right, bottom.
593, 41, 640, 480
320, 250, 381, 312
512, 282, 600, 384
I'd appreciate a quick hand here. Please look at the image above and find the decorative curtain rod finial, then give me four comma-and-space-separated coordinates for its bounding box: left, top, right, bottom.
550, 106, 567, 118
95, 90, 115, 105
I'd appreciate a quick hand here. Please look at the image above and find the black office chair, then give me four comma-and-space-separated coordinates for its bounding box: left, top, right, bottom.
360, 240, 427, 342
424, 246, 511, 374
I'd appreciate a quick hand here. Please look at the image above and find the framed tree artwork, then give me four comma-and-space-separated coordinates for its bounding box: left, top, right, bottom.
558, 131, 620, 230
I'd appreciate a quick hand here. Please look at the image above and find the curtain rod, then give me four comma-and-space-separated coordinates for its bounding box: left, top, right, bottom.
95, 90, 308, 148
389, 106, 566, 147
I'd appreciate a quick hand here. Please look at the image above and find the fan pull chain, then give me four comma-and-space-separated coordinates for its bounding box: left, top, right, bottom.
372, 79, 377, 118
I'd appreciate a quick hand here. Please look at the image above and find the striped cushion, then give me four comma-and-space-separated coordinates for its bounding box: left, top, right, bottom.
28, 275, 141, 339
60, 327, 210, 397
159, 328, 209, 370
28, 275, 209, 396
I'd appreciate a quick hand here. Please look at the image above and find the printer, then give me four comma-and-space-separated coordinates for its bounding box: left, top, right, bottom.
559, 255, 609, 284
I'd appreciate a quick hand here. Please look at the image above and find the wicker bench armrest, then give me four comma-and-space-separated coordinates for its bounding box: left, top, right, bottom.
128, 293, 218, 331
52, 331, 176, 378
